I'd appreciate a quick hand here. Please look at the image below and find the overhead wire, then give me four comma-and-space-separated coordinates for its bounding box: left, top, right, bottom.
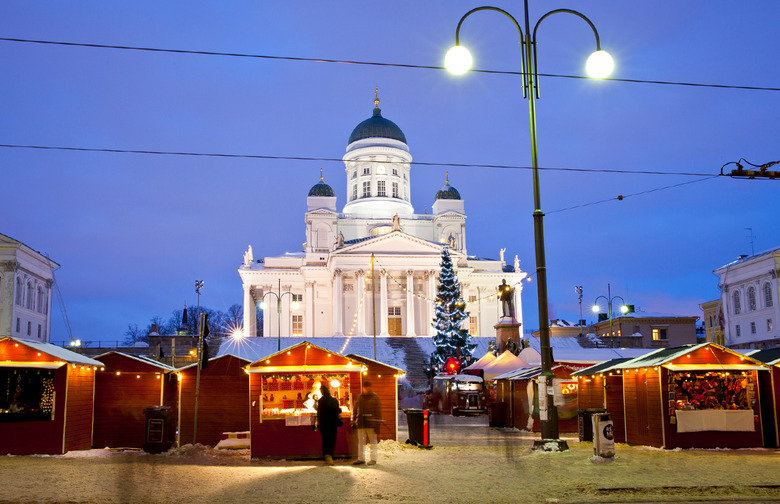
2, 37, 779, 93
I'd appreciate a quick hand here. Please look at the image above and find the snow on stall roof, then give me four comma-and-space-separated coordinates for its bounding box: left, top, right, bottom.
571, 358, 633, 376
746, 347, 780, 366
463, 350, 496, 370
4, 336, 103, 367
552, 347, 652, 363
94, 351, 177, 371
481, 351, 531, 380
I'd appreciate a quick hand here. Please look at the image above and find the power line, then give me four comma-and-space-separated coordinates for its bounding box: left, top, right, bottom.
0, 143, 717, 177
547, 176, 721, 214
2, 37, 779, 93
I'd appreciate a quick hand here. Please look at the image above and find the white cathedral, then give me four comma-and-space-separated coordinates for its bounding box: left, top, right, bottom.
239, 95, 527, 340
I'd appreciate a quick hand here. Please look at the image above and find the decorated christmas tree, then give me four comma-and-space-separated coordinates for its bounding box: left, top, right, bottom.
431, 245, 476, 370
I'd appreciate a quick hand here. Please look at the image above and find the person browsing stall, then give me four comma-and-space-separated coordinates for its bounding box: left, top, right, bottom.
352, 381, 382, 465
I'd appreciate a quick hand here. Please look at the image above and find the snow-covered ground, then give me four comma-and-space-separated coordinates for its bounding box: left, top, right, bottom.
1, 415, 779, 504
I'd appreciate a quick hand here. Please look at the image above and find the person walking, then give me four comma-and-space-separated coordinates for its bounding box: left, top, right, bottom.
316, 383, 342, 465
352, 381, 382, 465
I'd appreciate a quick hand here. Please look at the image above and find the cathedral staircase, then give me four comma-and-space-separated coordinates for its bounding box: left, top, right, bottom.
386, 337, 431, 390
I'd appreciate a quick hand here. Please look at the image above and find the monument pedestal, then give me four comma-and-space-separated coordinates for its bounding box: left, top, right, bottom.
494, 318, 522, 353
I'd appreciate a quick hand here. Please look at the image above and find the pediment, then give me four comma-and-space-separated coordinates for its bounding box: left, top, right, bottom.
332, 231, 462, 259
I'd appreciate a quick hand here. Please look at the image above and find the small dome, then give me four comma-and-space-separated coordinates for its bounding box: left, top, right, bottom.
435, 172, 461, 200
348, 92, 407, 145
308, 169, 335, 197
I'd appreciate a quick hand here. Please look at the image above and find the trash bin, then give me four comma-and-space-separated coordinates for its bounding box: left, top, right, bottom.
577, 408, 606, 441
143, 406, 173, 454
488, 402, 508, 427
592, 412, 615, 458
403, 408, 431, 447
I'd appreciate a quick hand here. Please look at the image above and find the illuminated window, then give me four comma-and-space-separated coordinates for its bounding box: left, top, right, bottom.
733, 291, 741, 314
469, 316, 478, 336
392, 182, 399, 198
292, 315, 303, 336
652, 328, 667, 340
768, 319, 773, 332
362, 181, 371, 198
765, 283, 773, 307
377, 180, 386, 197
748, 287, 756, 311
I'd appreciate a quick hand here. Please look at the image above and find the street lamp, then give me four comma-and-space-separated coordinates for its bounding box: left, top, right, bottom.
575, 286, 583, 338
445, 3, 613, 451
259, 279, 300, 351
592, 283, 628, 348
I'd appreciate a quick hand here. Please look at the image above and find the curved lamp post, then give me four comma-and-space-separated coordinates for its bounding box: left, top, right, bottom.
259, 279, 300, 351
592, 283, 628, 349
445, 3, 613, 450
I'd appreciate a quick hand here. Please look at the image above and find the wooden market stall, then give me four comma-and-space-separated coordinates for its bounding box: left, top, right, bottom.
247, 341, 362, 459
347, 353, 404, 442
92, 351, 177, 449
746, 347, 780, 447
577, 343, 770, 449
177, 354, 251, 447
574, 358, 631, 443
0, 336, 103, 455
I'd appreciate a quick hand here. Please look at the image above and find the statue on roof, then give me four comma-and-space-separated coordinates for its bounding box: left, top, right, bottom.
243, 245, 253, 267
514, 255, 520, 272
392, 214, 401, 231
448, 233, 457, 249
499, 248, 506, 264
337, 231, 344, 248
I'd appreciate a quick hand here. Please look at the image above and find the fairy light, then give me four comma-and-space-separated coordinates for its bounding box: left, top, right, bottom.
340, 275, 368, 354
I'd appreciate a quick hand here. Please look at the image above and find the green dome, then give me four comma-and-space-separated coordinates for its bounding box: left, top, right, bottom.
348, 106, 407, 145
435, 177, 461, 200
309, 170, 335, 197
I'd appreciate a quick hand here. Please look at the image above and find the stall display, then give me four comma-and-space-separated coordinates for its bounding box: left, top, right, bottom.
0, 336, 103, 455
248, 342, 363, 459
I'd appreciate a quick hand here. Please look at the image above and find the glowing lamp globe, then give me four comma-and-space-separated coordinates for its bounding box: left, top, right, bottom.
330, 379, 341, 389
620, 305, 629, 314
591, 305, 600, 313
445, 45, 473, 75
259, 301, 267, 311
231, 329, 244, 339
586, 50, 614, 79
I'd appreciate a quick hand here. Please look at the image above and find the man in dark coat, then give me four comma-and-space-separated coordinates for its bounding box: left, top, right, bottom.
352, 381, 382, 465
316, 383, 341, 465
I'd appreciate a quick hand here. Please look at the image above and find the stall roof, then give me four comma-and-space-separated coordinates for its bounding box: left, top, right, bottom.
346, 353, 404, 374
611, 343, 767, 371
176, 353, 250, 372
94, 351, 176, 371
481, 351, 531, 380
1, 336, 103, 367
494, 366, 541, 381
246, 364, 360, 374
463, 351, 497, 371
552, 348, 652, 364
572, 358, 632, 376
746, 348, 780, 366
434, 373, 483, 382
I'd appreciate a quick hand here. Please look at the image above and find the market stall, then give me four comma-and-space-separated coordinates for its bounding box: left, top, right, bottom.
573, 358, 631, 442
462, 351, 496, 377
347, 353, 404, 442
577, 343, 769, 449
247, 342, 362, 459
92, 351, 177, 448
746, 348, 780, 447
0, 336, 103, 455
177, 354, 251, 447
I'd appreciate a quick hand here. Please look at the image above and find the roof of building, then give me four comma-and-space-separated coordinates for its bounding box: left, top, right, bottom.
715, 246, 780, 271
746, 347, 780, 366
571, 358, 633, 376
348, 104, 407, 145
606, 311, 699, 321
308, 170, 336, 197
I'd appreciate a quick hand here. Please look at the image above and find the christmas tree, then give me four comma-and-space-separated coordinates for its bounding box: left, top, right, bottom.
431, 245, 476, 370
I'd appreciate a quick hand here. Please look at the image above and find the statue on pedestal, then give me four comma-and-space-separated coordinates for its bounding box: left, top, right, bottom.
497, 279, 515, 320
243, 245, 254, 267
392, 214, 401, 231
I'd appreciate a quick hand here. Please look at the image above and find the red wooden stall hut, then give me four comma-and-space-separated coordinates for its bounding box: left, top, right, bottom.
247, 341, 362, 459
347, 353, 404, 442
579, 343, 770, 448
573, 358, 631, 442
177, 353, 251, 447
746, 348, 780, 447
0, 336, 103, 455
92, 351, 177, 448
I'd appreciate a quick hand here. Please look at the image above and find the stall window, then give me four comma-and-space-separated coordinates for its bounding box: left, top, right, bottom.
291, 315, 303, 336
765, 283, 773, 307
671, 371, 753, 411
0, 368, 55, 422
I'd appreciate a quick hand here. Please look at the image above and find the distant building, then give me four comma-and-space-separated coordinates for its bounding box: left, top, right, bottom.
699, 299, 724, 344
0, 233, 58, 343
531, 319, 585, 338
589, 312, 698, 349
714, 247, 780, 349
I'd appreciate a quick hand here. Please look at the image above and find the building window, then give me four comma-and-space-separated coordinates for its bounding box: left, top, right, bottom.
377, 180, 386, 197
362, 167, 370, 176
392, 182, 399, 198
37, 287, 44, 313
748, 287, 757, 311
15, 277, 23, 305
765, 282, 773, 307
362, 181, 371, 198
768, 319, 773, 332
392, 168, 398, 176
733, 291, 741, 314
633, 325, 640, 334
351, 171, 357, 179
292, 294, 303, 303
469, 316, 478, 336
26, 281, 34, 310
388, 307, 401, 316
291, 315, 303, 336
27, 321, 31, 336
652, 328, 667, 340
469, 296, 477, 303
351, 184, 357, 200
736, 324, 741, 337
750, 321, 756, 334
16, 318, 20, 333
37, 325, 41, 338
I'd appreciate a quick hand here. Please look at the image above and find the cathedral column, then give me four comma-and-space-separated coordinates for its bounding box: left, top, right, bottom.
379, 272, 389, 336
332, 270, 343, 336
243, 283, 256, 338
426, 270, 437, 337
356, 270, 366, 336
405, 270, 416, 336
305, 281, 315, 338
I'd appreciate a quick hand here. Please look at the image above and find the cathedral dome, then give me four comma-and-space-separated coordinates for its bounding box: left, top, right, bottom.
348, 94, 407, 145
435, 173, 461, 200
308, 170, 335, 197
